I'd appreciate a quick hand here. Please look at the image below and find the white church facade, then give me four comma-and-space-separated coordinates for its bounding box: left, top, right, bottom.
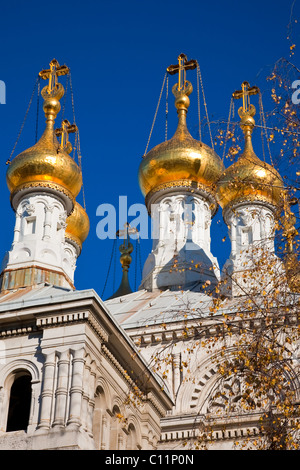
0, 56, 299, 450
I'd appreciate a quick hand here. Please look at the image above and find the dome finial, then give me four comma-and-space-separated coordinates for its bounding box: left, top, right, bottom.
39, 59, 69, 98
232, 81, 260, 157
39, 59, 70, 126
167, 54, 198, 114
139, 54, 224, 202
55, 119, 78, 154
109, 224, 139, 299
233, 81, 260, 129
216, 81, 284, 211
7, 60, 82, 214
232, 81, 260, 116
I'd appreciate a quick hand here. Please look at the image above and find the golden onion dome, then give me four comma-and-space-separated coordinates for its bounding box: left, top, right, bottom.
6, 60, 82, 212
65, 201, 90, 251
216, 109, 284, 211
138, 74, 224, 202
7, 126, 82, 202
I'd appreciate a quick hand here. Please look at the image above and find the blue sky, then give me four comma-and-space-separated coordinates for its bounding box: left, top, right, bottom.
0, 0, 298, 298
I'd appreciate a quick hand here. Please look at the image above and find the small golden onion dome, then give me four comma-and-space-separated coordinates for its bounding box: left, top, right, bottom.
65, 201, 90, 250
7, 63, 82, 211
138, 83, 225, 200
216, 113, 284, 211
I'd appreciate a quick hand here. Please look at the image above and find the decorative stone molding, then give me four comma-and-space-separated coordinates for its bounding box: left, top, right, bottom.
140, 191, 220, 291
25, 204, 35, 216
2, 192, 75, 291
101, 344, 136, 388
0, 325, 36, 337
36, 310, 109, 343
145, 179, 218, 216
220, 201, 285, 297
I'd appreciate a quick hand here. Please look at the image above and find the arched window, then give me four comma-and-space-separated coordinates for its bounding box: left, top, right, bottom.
6, 372, 32, 432
110, 405, 122, 450
93, 386, 107, 450
126, 423, 138, 450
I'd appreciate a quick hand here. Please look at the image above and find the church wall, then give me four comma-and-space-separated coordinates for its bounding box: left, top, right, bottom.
0, 292, 172, 450
124, 308, 300, 450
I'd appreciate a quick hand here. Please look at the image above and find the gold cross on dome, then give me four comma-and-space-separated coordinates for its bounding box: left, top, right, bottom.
39, 59, 69, 96
232, 81, 260, 115
116, 223, 139, 242
116, 223, 137, 270
167, 53, 198, 93
55, 119, 77, 153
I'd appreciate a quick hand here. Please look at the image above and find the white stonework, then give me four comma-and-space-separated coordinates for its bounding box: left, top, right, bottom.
106, 288, 300, 450
140, 191, 220, 291
221, 202, 286, 297
1, 192, 75, 287
63, 240, 79, 284
1, 61, 298, 453
0, 287, 172, 450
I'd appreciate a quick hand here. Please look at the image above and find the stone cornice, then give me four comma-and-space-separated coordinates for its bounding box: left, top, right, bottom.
35, 310, 109, 342
159, 411, 264, 443
101, 343, 137, 388
145, 180, 218, 217
222, 197, 278, 225
0, 292, 111, 342
126, 309, 299, 347
0, 308, 110, 343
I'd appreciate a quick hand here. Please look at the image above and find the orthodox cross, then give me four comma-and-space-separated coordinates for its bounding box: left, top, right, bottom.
116, 223, 139, 243
39, 59, 69, 96
55, 119, 77, 153
232, 81, 260, 115
116, 223, 139, 272
167, 53, 198, 93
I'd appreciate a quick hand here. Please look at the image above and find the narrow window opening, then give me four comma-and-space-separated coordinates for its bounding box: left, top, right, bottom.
92, 387, 107, 450
6, 374, 32, 432
25, 217, 36, 235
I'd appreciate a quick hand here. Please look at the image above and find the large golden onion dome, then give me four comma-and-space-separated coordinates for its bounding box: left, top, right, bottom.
6, 125, 82, 202
65, 201, 90, 251
138, 56, 224, 203
6, 60, 82, 212
216, 84, 284, 211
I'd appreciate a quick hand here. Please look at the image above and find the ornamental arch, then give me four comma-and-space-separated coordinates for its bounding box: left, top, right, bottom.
0, 359, 40, 433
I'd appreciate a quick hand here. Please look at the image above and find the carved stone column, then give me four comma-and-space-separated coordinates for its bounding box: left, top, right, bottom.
43, 204, 54, 241
87, 363, 96, 437
221, 203, 284, 297
172, 353, 181, 397
140, 191, 220, 291
67, 348, 85, 428
82, 356, 91, 432
101, 415, 108, 450
37, 352, 56, 430
52, 350, 70, 428
12, 209, 22, 246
